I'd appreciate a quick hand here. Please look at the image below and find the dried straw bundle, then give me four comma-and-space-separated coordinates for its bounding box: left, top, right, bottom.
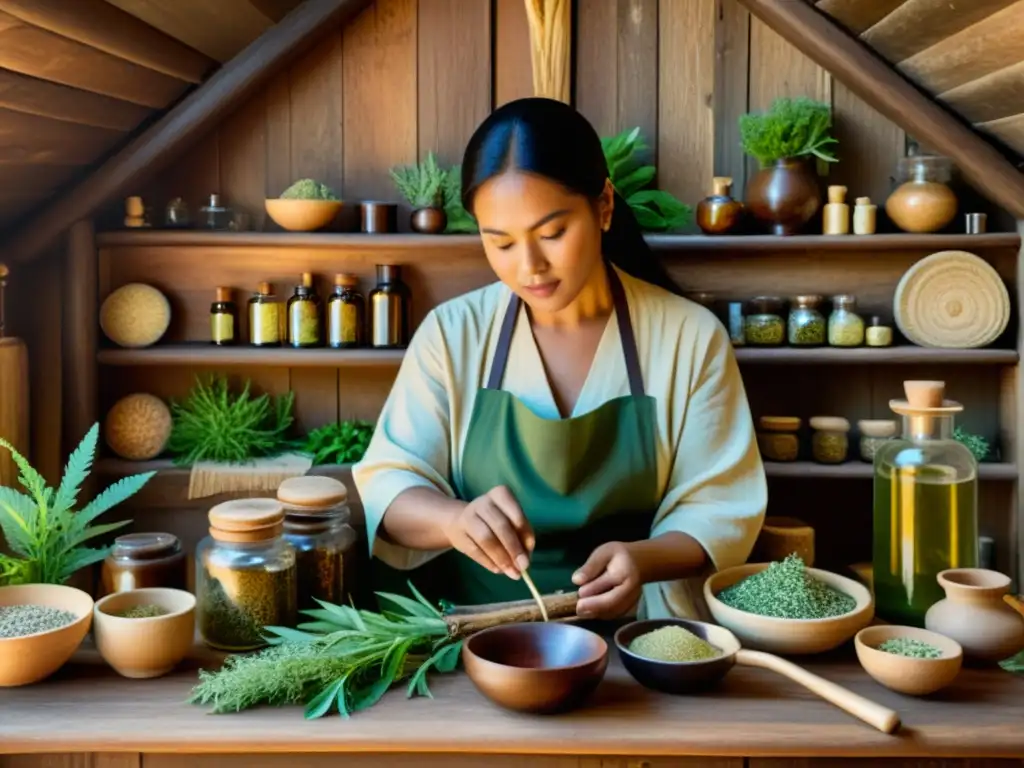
524, 0, 571, 102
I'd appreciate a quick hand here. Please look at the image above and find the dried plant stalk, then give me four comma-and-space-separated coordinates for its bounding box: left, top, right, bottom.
524, 0, 571, 102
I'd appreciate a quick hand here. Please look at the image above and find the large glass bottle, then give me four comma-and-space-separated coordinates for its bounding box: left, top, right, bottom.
872, 380, 978, 627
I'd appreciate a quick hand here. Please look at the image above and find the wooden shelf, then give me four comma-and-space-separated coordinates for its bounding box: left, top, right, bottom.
765, 461, 1017, 480
95, 230, 1022, 252
732, 346, 1019, 364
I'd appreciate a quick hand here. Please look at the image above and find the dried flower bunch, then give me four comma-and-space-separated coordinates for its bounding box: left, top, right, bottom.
739, 97, 838, 167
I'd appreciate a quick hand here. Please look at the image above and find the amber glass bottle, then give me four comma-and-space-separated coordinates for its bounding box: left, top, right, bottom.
248, 282, 281, 347
327, 274, 365, 349
287, 272, 321, 348
369, 264, 410, 348
210, 287, 237, 345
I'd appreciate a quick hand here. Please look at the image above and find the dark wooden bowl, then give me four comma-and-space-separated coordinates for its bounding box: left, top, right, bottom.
462, 622, 609, 714
614, 618, 739, 694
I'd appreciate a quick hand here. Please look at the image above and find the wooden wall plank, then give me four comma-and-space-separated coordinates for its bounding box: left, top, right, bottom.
142, 756, 738, 768
289, 32, 344, 197
62, 220, 98, 460
0, 164, 83, 228
978, 113, 1024, 150
713, 0, 751, 193
494, 0, 534, 107
417, 0, 492, 165
0, 754, 140, 768
291, 367, 340, 432
814, 0, 906, 34
0, 107, 124, 166
264, 72, 293, 204
941, 61, 1024, 124
574, 0, 617, 137
218, 95, 268, 232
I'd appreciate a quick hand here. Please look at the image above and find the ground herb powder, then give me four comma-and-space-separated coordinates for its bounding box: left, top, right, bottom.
0, 604, 77, 638
717, 554, 856, 619
115, 604, 169, 619
629, 625, 721, 662
199, 564, 296, 651
877, 637, 943, 659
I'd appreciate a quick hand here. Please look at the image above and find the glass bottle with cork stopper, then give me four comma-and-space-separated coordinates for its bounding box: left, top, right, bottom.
370, 264, 411, 348
872, 380, 979, 627
327, 273, 366, 349
277, 476, 359, 612
248, 282, 282, 347
287, 272, 322, 348
195, 498, 298, 651
210, 287, 237, 346
100, 532, 188, 597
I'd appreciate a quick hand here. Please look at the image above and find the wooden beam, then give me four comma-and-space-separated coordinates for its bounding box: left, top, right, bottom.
1, 0, 374, 266
736, 0, 1024, 220
0, 68, 152, 131
0, 0, 216, 84
814, 0, 904, 34
61, 220, 98, 463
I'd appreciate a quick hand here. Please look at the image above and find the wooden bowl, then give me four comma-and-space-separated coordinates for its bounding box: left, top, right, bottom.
855, 625, 962, 696
614, 618, 739, 694
704, 563, 874, 654
93, 588, 196, 679
264, 199, 342, 231
0, 584, 94, 686
462, 622, 608, 714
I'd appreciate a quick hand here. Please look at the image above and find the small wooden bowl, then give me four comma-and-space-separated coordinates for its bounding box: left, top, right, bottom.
855, 625, 962, 696
704, 563, 874, 654
93, 588, 196, 679
462, 622, 608, 714
264, 199, 342, 231
0, 584, 94, 686
615, 618, 738, 694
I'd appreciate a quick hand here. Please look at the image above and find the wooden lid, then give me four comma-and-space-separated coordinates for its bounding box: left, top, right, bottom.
215, 287, 232, 303
277, 475, 348, 508
758, 416, 801, 432
857, 419, 898, 438
208, 498, 284, 542
809, 415, 850, 432
889, 380, 963, 415
334, 273, 358, 288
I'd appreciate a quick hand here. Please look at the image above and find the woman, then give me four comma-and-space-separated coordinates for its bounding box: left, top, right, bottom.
353, 98, 766, 620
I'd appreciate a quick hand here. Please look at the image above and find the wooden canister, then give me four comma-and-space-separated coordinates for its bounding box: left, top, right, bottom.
0, 337, 29, 486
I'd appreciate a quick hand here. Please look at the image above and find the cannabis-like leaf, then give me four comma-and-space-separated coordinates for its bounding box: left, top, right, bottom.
601, 127, 692, 232
739, 97, 839, 167
389, 152, 446, 208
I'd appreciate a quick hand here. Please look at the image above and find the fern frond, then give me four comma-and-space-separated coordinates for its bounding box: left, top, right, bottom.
0, 485, 37, 557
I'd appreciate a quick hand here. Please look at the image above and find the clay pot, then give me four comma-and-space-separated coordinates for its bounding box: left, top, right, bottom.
696, 176, 743, 235
411, 207, 447, 234
924, 568, 1024, 664
745, 157, 821, 236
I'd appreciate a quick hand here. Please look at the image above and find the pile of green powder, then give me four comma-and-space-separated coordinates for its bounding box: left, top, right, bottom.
114, 604, 169, 619
629, 625, 722, 662
717, 554, 856, 619
877, 637, 943, 659
0, 604, 77, 638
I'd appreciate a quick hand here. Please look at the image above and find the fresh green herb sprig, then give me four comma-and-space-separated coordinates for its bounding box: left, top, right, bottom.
0, 423, 150, 586
167, 375, 295, 466
441, 164, 478, 233
739, 97, 838, 167
953, 426, 990, 461
289, 420, 374, 466
390, 152, 447, 208
602, 127, 692, 232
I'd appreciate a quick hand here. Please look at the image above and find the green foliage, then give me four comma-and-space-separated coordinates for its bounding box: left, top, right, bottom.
602, 127, 692, 232
167, 375, 295, 466
0, 423, 151, 586
279, 179, 340, 201
441, 164, 478, 233
189, 583, 461, 718
289, 420, 374, 466
739, 97, 838, 167
390, 152, 447, 208
953, 426, 991, 461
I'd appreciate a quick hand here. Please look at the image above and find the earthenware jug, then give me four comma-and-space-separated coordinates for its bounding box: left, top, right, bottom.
925, 568, 1024, 664
745, 157, 821, 236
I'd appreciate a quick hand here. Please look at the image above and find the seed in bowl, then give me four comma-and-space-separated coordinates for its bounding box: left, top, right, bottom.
0, 604, 77, 638
114, 604, 169, 619
877, 637, 943, 659
629, 625, 722, 662
717, 554, 856, 619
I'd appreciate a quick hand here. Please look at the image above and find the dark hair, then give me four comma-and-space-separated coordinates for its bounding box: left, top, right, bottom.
461, 97, 682, 295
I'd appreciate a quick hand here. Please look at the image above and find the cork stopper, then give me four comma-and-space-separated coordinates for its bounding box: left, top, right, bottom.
301, 272, 313, 288
712, 176, 733, 196
215, 287, 232, 303
905, 380, 945, 409
827, 185, 848, 204
855, 196, 873, 207
208, 498, 285, 543
258, 281, 273, 295
889, 380, 963, 435
334, 273, 358, 288
277, 475, 348, 509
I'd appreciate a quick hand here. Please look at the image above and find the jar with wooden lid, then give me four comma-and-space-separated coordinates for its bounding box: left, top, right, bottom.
278, 476, 358, 612
787, 295, 826, 346
100, 532, 187, 597
195, 498, 297, 651
248, 282, 282, 347
327, 273, 365, 349
744, 297, 786, 346
810, 416, 850, 464
756, 416, 801, 462
858, 419, 897, 462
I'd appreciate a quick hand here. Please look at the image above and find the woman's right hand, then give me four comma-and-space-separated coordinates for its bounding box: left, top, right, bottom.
443, 485, 535, 580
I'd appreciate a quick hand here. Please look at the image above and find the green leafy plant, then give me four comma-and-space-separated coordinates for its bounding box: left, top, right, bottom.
167, 375, 295, 466
739, 97, 838, 167
289, 420, 374, 466
953, 426, 991, 462
390, 152, 446, 208
279, 178, 340, 201
441, 164, 478, 233
0, 424, 152, 586
602, 127, 692, 232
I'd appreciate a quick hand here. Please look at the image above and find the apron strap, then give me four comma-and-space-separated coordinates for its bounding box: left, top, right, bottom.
486, 265, 645, 397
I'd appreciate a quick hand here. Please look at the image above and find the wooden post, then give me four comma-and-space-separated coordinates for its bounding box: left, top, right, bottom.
62, 219, 98, 458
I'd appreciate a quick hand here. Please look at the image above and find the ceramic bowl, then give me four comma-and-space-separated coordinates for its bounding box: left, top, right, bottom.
0, 583, 94, 686
93, 587, 196, 679
855, 625, 962, 696
462, 622, 608, 714
614, 618, 739, 694
264, 199, 342, 231
704, 563, 874, 655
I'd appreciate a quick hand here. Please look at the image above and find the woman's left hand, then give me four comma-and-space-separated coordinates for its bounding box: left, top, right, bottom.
571, 541, 641, 619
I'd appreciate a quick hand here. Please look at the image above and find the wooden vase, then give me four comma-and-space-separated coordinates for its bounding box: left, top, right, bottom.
745, 157, 822, 236
885, 180, 958, 233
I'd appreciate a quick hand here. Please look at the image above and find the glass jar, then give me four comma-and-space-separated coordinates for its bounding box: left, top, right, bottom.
858, 419, 897, 462
872, 381, 978, 627
100, 532, 187, 597
756, 416, 801, 462
327, 273, 366, 349
828, 295, 864, 347
866, 316, 893, 347
787, 295, 826, 346
810, 415, 850, 464
196, 498, 297, 651
744, 297, 786, 346
727, 302, 745, 346
248, 281, 282, 347
199, 193, 232, 231
287, 272, 321, 348
886, 155, 957, 234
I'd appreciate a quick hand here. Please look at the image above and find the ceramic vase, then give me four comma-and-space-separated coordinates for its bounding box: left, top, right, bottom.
696, 176, 743, 235
745, 157, 821, 236
924, 568, 1024, 664
411, 207, 447, 234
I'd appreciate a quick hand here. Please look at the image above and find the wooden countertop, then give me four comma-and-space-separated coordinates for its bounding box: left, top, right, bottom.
1, 642, 1022, 758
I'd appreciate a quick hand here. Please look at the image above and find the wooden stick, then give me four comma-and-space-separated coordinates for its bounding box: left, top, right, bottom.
521, 570, 549, 622
445, 592, 578, 636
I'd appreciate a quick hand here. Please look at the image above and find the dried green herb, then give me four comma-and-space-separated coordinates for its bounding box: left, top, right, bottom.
390, 152, 446, 208
745, 315, 785, 345
289, 420, 374, 466
441, 164, 478, 234
115, 604, 168, 619
877, 637, 942, 659
0, 604, 77, 638
280, 179, 339, 201
629, 625, 721, 662
740, 97, 838, 167
199, 564, 297, 651
717, 554, 856, 619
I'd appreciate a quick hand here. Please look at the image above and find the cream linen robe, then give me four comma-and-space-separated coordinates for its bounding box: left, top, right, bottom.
352, 265, 767, 619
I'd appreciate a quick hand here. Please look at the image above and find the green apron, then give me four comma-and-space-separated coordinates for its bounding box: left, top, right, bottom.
372, 265, 661, 607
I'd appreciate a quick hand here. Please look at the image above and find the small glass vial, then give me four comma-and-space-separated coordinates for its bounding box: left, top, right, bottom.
278, 476, 359, 612
828, 295, 865, 347
787, 295, 826, 346
756, 416, 801, 462
327, 273, 366, 349
866, 316, 893, 347
288, 272, 321, 348
199, 193, 232, 231
100, 532, 188, 597
210, 287, 237, 346
810, 416, 850, 464
727, 301, 745, 346
196, 498, 297, 651
248, 282, 282, 347
370, 264, 411, 348
744, 297, 786, 346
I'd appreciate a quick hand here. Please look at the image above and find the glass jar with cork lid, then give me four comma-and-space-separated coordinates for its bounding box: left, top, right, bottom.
810, 416, 850, 464
327, 273, 365, 349
278, 476, 358, 612
100, 532, 188, 597
195, 498, 297, 651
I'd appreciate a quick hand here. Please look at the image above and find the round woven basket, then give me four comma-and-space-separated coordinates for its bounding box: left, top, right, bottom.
893, 250, 1010, 348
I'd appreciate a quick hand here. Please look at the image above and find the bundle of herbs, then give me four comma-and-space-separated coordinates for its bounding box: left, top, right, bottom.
289, 420, 374, 466
189, 586, 577, 719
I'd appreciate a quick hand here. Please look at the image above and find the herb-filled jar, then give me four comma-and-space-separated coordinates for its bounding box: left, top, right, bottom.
787, 295, 826, 346
210, 287, 237, 346
248, 282, 282, 347
327, 273, 365, 349
278, 476, 358, 612
828, 295, 865, 347
100, 532, 188, 597
287, 272, 321, 348
370, 264, 411, 348
744, 297, 786, 346
196, 498, 297, 651
858, 419, 898, 462
756, 416, 801, 462
810, 416, 850, 464
866, 316, 893, 347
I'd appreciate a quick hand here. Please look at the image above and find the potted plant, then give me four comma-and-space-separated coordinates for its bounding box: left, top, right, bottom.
390, 152, 447, 234
739, 97, 838, 235
265, 178, 342, 232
